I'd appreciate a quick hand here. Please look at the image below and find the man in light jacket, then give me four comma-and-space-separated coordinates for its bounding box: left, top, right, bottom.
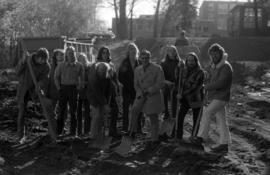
192, 43, 233, 154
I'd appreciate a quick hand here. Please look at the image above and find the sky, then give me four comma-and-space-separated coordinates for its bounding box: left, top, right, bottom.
97, 0, 247, 27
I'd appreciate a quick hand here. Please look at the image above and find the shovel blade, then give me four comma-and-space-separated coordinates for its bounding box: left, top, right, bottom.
89, 136, 112, 150
160, 118, 175, 136
114, 136, 133, 156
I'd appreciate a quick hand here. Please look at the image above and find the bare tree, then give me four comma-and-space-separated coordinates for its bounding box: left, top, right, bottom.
254, 0, 260, 35
160, 0, 197, 37
153, 0, 162, 38
119, 0, 128, 39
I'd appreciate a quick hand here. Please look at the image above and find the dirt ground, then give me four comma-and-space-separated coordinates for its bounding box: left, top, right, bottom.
0, 78, 270, 175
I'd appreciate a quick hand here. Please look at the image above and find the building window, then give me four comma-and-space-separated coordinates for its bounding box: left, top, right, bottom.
244, 7, 262, 29
217, 18, 227, 30
203, 26, 208, 32
218, 4, 228, 14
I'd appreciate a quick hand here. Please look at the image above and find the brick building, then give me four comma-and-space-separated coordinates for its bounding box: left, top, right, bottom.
196, 0, 244, 36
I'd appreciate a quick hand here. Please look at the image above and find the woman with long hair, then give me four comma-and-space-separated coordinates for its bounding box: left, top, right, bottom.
176, 52, 205, 140
160, 45, 181, 120
96, 46, 121, 139
118, 43, 142, 134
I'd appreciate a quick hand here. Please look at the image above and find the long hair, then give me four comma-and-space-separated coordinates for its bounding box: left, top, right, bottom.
96, 46, 111, 62
64, 46, 76, 62
163, 45, 181, 62
78, 52, 90, 66
33, 47, 49, 64
126, 43, 139, 60
52, 49, 64, 67
185, 52, 202, 69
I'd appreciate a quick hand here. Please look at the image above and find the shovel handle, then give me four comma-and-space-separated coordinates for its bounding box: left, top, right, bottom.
192, 90, 207, 137
174, 63, 184, 139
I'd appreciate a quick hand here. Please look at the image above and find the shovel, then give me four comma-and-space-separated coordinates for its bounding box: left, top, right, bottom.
184, 90, 207, 152
159, 118, 175, 136
114, 95, 146, 156
159, 81, 176, 137
25, 51, 57, 141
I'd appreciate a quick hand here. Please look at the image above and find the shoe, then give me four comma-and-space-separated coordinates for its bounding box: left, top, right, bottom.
145, 140, 161, 151
189, 136, 204, 145
110, 133, 122, 141
123, 131, 136, 139
159, 133, 169, 142
210, 144, 228, 154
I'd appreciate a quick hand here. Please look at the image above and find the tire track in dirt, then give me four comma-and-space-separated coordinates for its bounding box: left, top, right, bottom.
182, 110, 267, 175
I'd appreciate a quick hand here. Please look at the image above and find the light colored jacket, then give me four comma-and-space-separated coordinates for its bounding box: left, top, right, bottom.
134, 62, 165, 115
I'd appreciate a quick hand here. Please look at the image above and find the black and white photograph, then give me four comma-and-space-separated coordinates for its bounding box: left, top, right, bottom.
0, 0, 270, 174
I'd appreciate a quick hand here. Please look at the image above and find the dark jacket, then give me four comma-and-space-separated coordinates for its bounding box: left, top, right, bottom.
87, 63, 112, 107
118, 57, 140, 96
181, 67, 205, 108
206, 59, 233, 102
78, 65, 89, 100
47, 64, 59, 100
16, 55, 50, 104
160, 58, 179, 83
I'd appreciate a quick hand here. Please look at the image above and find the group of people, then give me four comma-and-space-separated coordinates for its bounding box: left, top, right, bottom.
16, 40, 233, 154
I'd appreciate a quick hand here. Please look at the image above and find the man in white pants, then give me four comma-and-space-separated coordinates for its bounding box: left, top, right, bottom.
192, 43, 233, 154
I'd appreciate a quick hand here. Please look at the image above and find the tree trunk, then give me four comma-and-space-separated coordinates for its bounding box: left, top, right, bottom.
113, 0, 120, 38
129, 0, 136, 40
153, 0, 161, 38
254, 0, 259, 35
160, 5, 173, 37
119, 0, 128, 39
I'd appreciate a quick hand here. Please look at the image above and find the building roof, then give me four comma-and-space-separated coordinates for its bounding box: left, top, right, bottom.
230, 2, 264, 12
200, 0, 245, 8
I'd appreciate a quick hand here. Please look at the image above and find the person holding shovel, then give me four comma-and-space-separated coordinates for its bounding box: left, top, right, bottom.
160, 45, 181, 120
16, 48, 51, 141
192, 43, 233, 154
176, 52, 205, 140
132, 50, 165, 149
118, 43, 142, 134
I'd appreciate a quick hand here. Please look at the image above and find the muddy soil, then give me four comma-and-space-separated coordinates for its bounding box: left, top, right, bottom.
0, 83, 270, 175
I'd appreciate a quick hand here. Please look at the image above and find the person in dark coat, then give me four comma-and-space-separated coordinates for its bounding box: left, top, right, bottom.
176, 52, 205, 140
193, 43, 233, 154
160, 45, 182, 120
16, 48, 50, 140
96, 46, 120, 139
77, 53, 91, 136
118, 43, 142, 133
